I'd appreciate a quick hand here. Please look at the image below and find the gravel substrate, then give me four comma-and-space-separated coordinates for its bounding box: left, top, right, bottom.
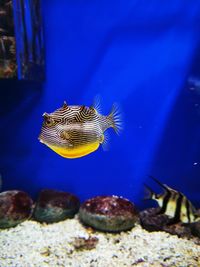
0, 217, 199, 267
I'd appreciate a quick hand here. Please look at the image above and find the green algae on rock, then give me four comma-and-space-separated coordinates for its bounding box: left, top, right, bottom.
79, 195, 138, 232
33, 189, 80, 223
0, 190, 33, 229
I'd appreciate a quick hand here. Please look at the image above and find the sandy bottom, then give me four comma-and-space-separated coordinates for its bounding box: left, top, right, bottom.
0, 216, 199, 267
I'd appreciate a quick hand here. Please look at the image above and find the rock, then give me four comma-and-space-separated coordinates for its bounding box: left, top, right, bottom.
0, 190, 33, 229
79, 195, 138, 232
189, 210, 200, 238
33, 189, 80, 223
139, 208, 195, 239
187, 221, 200, 238
139, 208, 171, 232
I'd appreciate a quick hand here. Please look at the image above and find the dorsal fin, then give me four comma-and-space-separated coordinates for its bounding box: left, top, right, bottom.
91, 95, 101, 114
143, 183, 155, 200
149, 175, 171, 192
80, 105, 89, 114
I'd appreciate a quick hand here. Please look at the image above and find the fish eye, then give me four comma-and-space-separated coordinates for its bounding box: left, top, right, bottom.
45, 118, 55, 127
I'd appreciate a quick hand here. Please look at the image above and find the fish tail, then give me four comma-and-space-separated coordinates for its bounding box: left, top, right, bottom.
108, 103, 123, 134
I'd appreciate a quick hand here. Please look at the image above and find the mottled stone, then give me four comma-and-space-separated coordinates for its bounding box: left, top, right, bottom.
189, 209, 200, 238
33, 189, 80, 223
0, 190, 33, 228
71, 236, 99, 251
139, 208, 199, 239
188, 221, 200, 239
139, 208, 171, 232
79, 196, 138, 232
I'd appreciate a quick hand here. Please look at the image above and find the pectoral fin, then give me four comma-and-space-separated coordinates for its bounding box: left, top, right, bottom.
100, 132, 110, 151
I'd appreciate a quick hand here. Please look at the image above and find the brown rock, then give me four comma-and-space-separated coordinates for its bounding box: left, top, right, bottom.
190, 222, 200, 238
0, 190, 33, 228
79, 195, 138, 232
33, 189, 80, 223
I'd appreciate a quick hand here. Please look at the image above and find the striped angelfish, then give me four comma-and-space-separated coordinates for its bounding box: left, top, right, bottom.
38, 99, 122, 158
144, 176, 200, 224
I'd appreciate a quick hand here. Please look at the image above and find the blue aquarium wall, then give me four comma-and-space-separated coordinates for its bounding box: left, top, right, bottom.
1, 0, 200, 208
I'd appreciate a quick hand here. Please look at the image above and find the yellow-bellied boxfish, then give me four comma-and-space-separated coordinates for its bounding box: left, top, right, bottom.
144, 176, 200, 224
38, 100, 122, 158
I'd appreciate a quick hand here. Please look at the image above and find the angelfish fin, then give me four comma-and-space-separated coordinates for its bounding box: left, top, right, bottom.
101, 131, 110, 151
143, 184, 154, 200
108, 103, 123, 135
149, 175, 171, 192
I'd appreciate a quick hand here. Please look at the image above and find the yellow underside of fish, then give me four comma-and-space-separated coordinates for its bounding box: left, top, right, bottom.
46, 142, 100, 158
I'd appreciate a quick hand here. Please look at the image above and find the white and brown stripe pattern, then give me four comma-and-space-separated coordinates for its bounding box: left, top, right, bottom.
39, 101, 122, 152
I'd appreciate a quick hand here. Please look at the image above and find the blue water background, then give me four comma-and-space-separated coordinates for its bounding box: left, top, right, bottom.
1, 1, 200, 208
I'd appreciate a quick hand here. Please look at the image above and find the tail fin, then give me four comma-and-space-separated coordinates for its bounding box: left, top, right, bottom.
108, 103, 123, 135
144, 184, 154, 200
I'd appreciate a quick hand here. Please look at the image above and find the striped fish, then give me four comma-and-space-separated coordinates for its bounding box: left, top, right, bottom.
144, 176, 200, 224
38, 100, 122, 158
